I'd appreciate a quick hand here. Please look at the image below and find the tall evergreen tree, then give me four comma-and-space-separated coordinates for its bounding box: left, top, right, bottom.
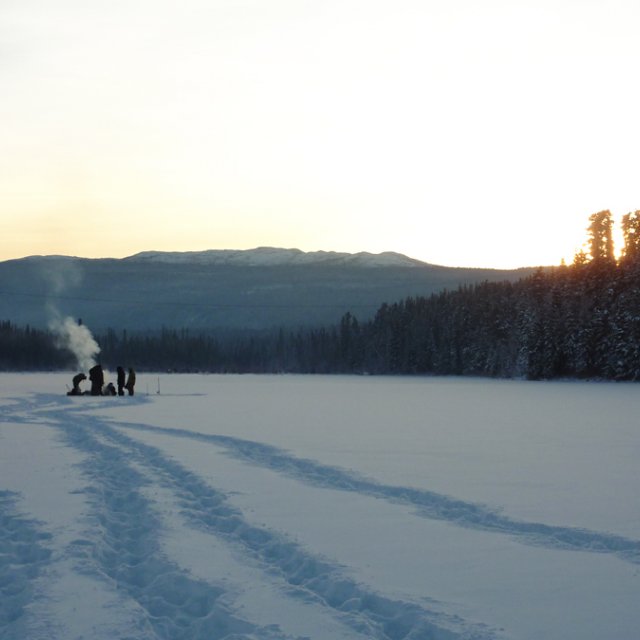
587, 210, 615, 264
621, 210, 640, 263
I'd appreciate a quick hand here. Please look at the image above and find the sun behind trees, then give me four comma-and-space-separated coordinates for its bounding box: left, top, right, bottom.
620, 210, 640, 262
577, 209, 640, 266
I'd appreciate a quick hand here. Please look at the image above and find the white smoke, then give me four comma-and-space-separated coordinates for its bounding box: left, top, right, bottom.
41, 261, 100, 372
44, 258, 83, 295
49, 313, 101, 372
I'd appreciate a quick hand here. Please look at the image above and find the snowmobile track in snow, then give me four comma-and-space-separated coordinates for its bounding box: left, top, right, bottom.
5, 394, 498, 640
5, 392, 639, 640
0, 491, 53, 638
55, 414, 292, 640
109, 414, 640, 566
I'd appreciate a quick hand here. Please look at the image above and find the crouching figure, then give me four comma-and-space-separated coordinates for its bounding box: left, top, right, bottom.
67, 372, 87, 396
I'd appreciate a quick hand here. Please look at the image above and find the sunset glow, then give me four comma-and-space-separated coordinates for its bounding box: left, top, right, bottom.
2, 0, 640, 268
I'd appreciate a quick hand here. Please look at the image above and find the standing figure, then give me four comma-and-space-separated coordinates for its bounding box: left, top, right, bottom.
88, 364, 104, 396
125, 368, 136, 396
116, 366, 125, 396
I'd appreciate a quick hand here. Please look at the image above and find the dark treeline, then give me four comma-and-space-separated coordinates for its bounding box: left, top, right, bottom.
334, 209, 640, 379
2, 210, 640, 380
0, 321, 75, 370
344, 260, 640, 379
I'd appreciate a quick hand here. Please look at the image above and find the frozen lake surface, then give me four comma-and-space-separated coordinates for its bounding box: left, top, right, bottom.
1, 373, 639, 640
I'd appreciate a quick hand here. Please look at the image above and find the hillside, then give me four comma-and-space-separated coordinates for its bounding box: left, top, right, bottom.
0, 248, 537, 331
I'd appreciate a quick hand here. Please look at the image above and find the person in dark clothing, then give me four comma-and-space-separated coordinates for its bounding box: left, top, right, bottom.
67, 372, 86, 396
125, 368, 136, 396
116, 366, 125, 396
88, 364, 104, 396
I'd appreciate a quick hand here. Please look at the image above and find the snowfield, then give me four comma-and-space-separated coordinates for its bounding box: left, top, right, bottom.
1, 373, 639, 640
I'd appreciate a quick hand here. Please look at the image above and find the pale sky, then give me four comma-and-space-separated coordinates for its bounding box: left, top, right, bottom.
2, 0, 639, 268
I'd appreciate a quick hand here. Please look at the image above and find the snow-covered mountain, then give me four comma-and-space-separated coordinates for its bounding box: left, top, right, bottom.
125, 247, 426, 268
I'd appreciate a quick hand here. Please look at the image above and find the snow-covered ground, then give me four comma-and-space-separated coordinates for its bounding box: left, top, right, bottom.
1, 373, 639, 640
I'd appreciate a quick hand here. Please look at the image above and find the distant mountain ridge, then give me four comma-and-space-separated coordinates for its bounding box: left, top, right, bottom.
0, 248, 539, 332
125, 247, 426, 268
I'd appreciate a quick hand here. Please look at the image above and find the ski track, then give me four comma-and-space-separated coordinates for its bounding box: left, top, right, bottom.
0, 491, 53, 639
77, 400, 640, 566
1, 395, 497, 640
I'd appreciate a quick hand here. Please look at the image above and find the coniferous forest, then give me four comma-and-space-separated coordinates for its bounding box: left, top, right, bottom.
2, 210, 640, 380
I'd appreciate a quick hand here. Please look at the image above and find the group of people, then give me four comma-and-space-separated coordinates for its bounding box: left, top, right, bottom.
67, 364, 136, 396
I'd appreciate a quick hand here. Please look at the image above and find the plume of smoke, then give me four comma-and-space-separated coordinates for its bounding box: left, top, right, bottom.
49, 313, 101, 372
43, 258, 83, 295
40, 260, 100, 371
